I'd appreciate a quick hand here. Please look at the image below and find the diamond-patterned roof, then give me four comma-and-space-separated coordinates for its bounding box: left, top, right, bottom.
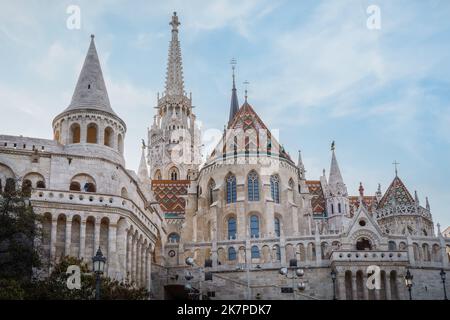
151, 180, 190, 218
306, 180, 326, 215
377, 176, 415, 209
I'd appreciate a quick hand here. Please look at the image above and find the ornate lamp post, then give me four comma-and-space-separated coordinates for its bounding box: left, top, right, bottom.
279, 265, 305, 300
440, 269, 448, 300
92, 247, 106, 300
330, 269, 337, 300
404, 269, 413, 300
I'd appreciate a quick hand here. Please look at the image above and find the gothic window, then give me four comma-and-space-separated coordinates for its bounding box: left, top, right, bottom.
168, 233, 180, 243
251, 245, 260, 259
247, 171, 259, 201
274, 217, 281, 237
70, 123, 81, 144
274, 245, 281, 261
228, 247, 237, 261
270, 175, 280, 203
338, 203, 341, 213
250, 215, 259, 238
86, 123, 98, 143
227, 217, 236, 240
208, 179, 216, 205
226, 174, 237, 204
331, 204, 334, 214
169, 167, 179, 181
388, 241, 397, 251
154, 170, 162, 180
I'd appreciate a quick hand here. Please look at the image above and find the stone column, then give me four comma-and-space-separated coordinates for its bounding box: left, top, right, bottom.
94, 218, 100, 252
266, 203, 275, 238
136, 240, 141, 286
131, 237, 137, 283
108, 223, 118, 279
385, 272, 392, 300
291, 207, 299, 236
126, 231, 132, 282
148, 249, 152, 291
65, 216, 72, 257
50, 218, 58, 262
352, 274, 358, 300
99, 123, 105, 146
80, 118, 87, 143
79, 217, 86, 259
338, 274, 346, 300
141, 245, 145, 287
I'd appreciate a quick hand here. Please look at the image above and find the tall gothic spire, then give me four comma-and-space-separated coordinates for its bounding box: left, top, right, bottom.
328, 143, 344, 187
228, 58, 239, 127
138, 144, 149, 182
164, 12, 185, 96
66, 35, 115, 115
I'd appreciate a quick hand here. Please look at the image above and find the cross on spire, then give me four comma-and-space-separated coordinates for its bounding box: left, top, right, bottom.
392, 160, 400, 177
170, 12, 180, 32
243, 80, 249, 102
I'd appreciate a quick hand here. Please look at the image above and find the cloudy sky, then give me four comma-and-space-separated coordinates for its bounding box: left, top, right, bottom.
1, 0, 450, 228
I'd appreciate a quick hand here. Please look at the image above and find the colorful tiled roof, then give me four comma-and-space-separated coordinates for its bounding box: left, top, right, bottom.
377, 176, 415, 209
306, 180, 326, 215
151, 180, 190, 218
348, 196, 377, 216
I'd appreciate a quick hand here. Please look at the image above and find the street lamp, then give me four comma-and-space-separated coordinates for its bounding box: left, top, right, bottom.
440, 269, 448, 300
404, 269, 413, 300
279, 266, 305, 299
330, 269, 337, 300
92, 247, 107, 300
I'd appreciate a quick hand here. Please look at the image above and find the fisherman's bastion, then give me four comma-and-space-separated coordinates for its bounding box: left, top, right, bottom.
0, 12, 449, 300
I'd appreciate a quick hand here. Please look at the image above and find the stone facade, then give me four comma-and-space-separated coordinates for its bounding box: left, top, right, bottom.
1, 12, 449, 300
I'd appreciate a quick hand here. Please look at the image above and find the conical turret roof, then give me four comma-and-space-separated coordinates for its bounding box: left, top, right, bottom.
64, 35, 115, 115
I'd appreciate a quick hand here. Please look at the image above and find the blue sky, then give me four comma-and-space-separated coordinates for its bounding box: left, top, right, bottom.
1, 0, 450, 229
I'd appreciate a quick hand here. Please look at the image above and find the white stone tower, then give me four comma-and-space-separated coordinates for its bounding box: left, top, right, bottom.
147, 12, 200, 181
324, 142, 350, 232
52, 35, 127, 166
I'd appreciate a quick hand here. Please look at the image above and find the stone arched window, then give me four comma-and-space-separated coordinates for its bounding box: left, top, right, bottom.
274, 217, 281, 237
250, 215, 260, 238
356, 237, 372, 251
273, 245, 281, 261
54, 130, 60, 143
422, 243, 431, 261
121, 187, 128, 198
226, 174, 237, 204
251, 245, 260, 259
270, 174, 280, 203
247, 171, 259, 201
338, 203, 342, 213
169, 167, 179, 181
227, 217, 236, 240
70, 174, 96, 193
22, 179, 32, 197
228, 247, 236, 261
388, 241, 397, 251
70, 123, 81, 144
154, 170, 162, 180
208, 179, 216, 205
104, 127, 114, 147
168, 233, 180, 243
117, 134, 124, 154
86, 123, 98, 143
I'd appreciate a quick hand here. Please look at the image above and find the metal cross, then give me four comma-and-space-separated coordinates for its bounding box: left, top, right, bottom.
392, 160, 400, 177
243, 80, 249, 102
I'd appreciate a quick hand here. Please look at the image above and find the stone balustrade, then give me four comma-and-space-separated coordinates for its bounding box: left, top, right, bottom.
31, 189, 159, 236
330, 250, 409, 263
